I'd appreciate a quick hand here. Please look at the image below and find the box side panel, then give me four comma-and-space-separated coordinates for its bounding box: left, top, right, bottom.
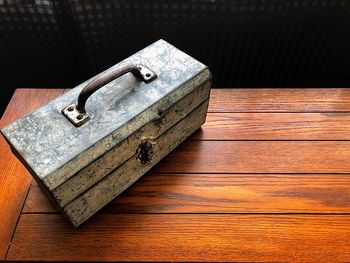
64, 99, 209, 227
53, 80, 211, 206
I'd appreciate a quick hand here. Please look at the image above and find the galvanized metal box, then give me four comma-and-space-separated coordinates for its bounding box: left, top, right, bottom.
1, 40, 212, 227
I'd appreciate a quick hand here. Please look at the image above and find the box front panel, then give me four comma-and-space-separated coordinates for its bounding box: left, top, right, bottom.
53, 81, 211, 207
63, 94, 210, 227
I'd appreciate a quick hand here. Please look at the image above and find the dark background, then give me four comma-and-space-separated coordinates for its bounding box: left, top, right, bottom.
1, 0, 350, 117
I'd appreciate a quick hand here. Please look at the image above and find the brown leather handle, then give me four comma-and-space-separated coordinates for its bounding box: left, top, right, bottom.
62, 61, 157, 127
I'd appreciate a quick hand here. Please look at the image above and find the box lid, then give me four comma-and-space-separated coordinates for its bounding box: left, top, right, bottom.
1, 39, 210, 190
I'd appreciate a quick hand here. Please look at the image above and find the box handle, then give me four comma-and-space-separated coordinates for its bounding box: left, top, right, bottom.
62, 61, 157, 127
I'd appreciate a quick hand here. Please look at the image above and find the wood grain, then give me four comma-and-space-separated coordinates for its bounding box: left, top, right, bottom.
24, 173, 350, 214
23, 181, 57, 213
0, 89, 64, 259
7, 214, 350, 262
209, 88, 350, 112
5, 88, 350, 262
194, 112, 350, 140
153, 141, 350, 173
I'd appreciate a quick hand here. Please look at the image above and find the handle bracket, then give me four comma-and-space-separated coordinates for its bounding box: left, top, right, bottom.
61, 104, 91, 127
62, 63, 156, 127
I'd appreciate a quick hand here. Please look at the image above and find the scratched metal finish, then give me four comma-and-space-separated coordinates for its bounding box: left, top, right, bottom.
1, 40, 209, 186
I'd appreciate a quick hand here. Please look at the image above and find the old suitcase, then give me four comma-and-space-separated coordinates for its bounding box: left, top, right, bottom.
1, 39, 212, 227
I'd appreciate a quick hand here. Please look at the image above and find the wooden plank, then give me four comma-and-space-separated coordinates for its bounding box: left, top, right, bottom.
0, 89, 64, 259
7, 214, 350, 262
194, 112, 350, 140
24, 173, 350, 214
209, 88, 350, 112
23, 181, 57, 213
152, 141, 350, 173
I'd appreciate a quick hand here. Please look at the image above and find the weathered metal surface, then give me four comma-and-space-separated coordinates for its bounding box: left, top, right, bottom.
64, 99, 209, 227
53, 81, 211, 207
1, 39, 210, 190
1, 39, 212, 226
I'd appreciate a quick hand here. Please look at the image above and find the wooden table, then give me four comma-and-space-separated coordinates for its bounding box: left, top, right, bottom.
1, 88, 350, 262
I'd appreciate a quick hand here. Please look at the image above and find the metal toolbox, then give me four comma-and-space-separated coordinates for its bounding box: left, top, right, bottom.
1, 39, 212, 227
